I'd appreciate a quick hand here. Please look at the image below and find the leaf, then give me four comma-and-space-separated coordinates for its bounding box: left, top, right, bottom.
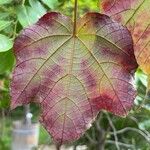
0, 79, 10, 109
135, 69, 147, 87
0, 0, 12, 5
41, 0, 58, 9
16, 2, 46, 27
139, 120, 150, 130
29, 0, 46, 15
0, 34, 13, 52
0, 13, 10, 19
101, 0, 150, 75
0, 50, 15, 74
16, 6, 35, 27
0, 20, 12, 31
11, 12, 137, 144
0, 90, 10, 108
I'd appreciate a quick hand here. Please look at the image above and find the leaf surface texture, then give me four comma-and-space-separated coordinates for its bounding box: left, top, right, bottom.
11, 12, 137, 144
101, 0, 150, 75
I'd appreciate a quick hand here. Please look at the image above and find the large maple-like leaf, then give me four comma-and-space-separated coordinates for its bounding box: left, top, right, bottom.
11, 12, 137, 144
101, 0, 150, 75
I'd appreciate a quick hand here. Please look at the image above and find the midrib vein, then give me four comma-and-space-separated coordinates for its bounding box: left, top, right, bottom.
61, 37, 76, 143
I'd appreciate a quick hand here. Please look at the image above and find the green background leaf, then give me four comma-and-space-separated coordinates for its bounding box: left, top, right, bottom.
16, 0, 46, 27
0, 50, 15, 74
41, 0, 58, 9
0, 34, 13, 52
29, 0, 46, 15
0, 20, 12, 31
0, 0, 12, 5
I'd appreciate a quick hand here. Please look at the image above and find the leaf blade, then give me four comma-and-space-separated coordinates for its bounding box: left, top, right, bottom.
0, 34, 13, 52
41, 0, 58, 9
0, 50, 15, 74
101, 0, 150, 75
11, 12, 137, 144
0, 20, 12, 31
16, 3, 46, 27
0, 0, 12, 5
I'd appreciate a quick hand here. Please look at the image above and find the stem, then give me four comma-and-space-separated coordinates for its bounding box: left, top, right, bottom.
96, 113, 105, 150
56, 144, 61, 150
73, 0, 78, 36
106, 140, 134, 148
106, 113, 120, 150
73, 145, 77, 150
12, 20, 18, 39
109, 127, 150, 144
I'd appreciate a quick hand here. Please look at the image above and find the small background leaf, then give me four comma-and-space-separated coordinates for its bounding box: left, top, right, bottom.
0, 12, 10, 19
0, 34, 13, 52
0, 20, 12, 31
16, 0, 46, 27
0, 0, 12, 5
0, 90, 10, 109
41, 0, 58, 9
29, 0, 46, 15
0, 50, 15, 74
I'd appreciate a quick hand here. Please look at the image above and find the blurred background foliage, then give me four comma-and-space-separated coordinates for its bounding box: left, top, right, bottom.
0, 0, 150, 150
